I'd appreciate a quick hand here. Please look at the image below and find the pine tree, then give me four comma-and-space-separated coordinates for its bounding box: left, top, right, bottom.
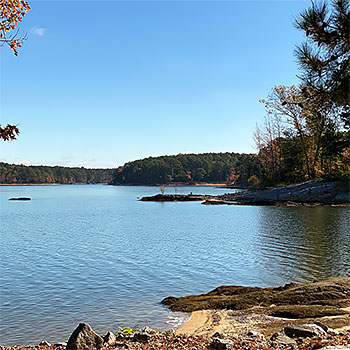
294, 0, 350, 128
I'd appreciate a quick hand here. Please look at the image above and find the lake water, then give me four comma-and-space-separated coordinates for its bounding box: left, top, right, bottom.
0, 185, 349, 345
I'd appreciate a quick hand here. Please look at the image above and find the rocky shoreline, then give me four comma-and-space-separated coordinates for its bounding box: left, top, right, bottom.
2, 277, 350, 350
140, 181, 350, 206
1, 321, 349, 350
162, 277, 350, 313
162, 277, 350, 339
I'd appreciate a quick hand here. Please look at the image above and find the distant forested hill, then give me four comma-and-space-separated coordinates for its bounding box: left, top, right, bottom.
0, 163, 114, 184
112, 153, 260, 185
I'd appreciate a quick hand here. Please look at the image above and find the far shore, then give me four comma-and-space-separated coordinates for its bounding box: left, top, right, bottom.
0, 182, 228, 187
0, 183, 110, 186
111, 182, 229, 187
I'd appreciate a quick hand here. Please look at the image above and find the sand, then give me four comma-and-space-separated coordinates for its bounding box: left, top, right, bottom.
176, 308, 350, 337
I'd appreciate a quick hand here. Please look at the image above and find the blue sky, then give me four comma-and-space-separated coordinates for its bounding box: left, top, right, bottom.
0, 0, 309, 168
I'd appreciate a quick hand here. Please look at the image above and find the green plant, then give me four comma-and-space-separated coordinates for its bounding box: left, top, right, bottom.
115, 326, 139, 337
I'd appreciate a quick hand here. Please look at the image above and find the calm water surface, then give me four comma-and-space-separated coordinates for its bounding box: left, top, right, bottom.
0, 185, 349, 345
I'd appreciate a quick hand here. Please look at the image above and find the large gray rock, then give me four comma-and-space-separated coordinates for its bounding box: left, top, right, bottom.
270, 332, 297, 347
66, 323, 103, 350
284, 323, 326, 338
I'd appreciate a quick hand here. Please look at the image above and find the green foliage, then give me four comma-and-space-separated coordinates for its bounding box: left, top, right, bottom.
0, 162, 114, 184
112, 152, 261, 186
255, 1, 350, 186
294, 0, 350, 128
115, 326, 139, 337
247, 175, 262, 189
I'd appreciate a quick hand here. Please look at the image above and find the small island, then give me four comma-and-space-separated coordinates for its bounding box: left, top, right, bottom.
8, 197, 31, 201
139, 193, 214, 202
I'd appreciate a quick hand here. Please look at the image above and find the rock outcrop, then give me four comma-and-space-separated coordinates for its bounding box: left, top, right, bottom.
102, 331, 117, 346
284, 324, 326, 338
161, 276, 350, 314
140, 194, 212, 202
66, 323, 103, 350
216, 181, 349, 205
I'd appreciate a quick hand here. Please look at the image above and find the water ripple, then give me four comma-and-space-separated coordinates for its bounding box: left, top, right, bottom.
1, 185, 349, 345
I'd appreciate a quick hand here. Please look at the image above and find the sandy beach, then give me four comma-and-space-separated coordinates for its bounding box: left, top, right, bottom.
176, 307, 350, 337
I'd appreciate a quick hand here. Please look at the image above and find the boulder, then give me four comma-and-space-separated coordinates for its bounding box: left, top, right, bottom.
39, 340, 51, 346
66, 323, 103, 350
212, 332, 227, 339
132, 331, 150, 343
141, 326, 156, 333
327, 328, 340, 336
103, 331, 117, 346
55, 342, 68, 347
245, 330, 265, 340
208, 338, 233, 350
270, 332, 297, 347
284, 323, 326, 338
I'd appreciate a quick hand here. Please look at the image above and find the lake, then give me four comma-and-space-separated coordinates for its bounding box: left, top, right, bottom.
0, 185, 349, 345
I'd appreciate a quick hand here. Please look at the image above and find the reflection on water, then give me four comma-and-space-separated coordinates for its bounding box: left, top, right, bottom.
0, 185, 349, 345
256, 206, 350, 283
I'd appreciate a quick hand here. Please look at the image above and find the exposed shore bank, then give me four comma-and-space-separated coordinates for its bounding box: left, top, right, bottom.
176, 308, 350, 337
140, 181, 350, 206
163, 276, 350, 337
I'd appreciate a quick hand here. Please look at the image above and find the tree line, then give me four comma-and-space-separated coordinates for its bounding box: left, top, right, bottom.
0, 163, 114, 184
112, 152, 261, 186
254, 0, 349, 187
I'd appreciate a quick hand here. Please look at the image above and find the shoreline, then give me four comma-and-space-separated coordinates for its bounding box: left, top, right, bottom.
164, 276, 350, 337
140, 181, 350, 206
176, 308, 350, 338
111, 182, 229, 187
2, 309, 349, 350
0, 183, 110, 186
0, 182, 227, 187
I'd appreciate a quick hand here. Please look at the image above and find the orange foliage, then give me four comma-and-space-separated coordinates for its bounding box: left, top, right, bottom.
0, 0, 31, 55
0, 124, 20, 141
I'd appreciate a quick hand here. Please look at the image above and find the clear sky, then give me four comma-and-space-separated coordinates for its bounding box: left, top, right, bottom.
0, 0, 310, 168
